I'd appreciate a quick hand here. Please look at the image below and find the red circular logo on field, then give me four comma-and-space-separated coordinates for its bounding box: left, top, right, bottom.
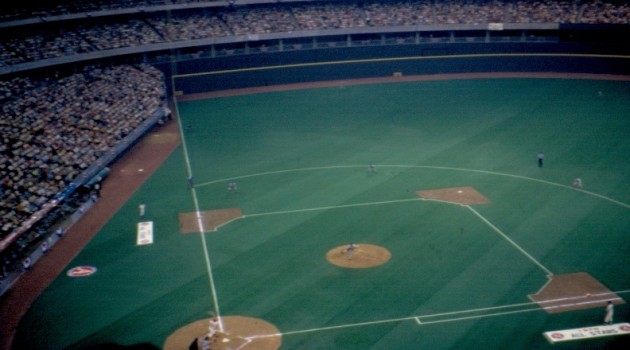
67, 266, 97, 277
551, 333, 564, 339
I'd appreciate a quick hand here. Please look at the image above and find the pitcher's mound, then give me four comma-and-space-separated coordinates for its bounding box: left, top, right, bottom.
417, 186, 489, 206
163, 316, 281, 350
179, 208, 243, 233
530, 272, 625, 313
327, 244, 391, 268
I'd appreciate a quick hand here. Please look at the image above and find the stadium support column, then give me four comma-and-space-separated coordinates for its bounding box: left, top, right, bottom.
279, 39, 284, 51
166, 9, 177, 76
170, 49, 178, 76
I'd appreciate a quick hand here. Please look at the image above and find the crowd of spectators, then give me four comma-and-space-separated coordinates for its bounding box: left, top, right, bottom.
506, 0, 579, 23
1, 0, 628, 68
1, 0, 183, 21
291, 2, 367, 30
363, 0, 433, 27
0, 64, 166, 240
219, 5, 301, 35
146, 11, 228, 41
580, 0, 630, 23
78, 18, 164, 50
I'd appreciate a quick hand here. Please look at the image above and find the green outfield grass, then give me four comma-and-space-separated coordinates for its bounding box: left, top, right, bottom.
13, 78, 630, 349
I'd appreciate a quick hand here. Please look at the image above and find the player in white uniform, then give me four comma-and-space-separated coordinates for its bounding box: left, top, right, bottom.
604, 301, 614, 325
208, 317, 221, 341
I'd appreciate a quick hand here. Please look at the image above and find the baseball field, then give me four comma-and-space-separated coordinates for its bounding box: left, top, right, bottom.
11, 75, 630, 349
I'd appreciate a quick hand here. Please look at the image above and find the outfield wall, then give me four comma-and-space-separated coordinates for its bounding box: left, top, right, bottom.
169, 42, 630, 95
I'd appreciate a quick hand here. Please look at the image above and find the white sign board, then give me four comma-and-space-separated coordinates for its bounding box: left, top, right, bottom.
544, 323, 630, 343
137, 221, 154, 245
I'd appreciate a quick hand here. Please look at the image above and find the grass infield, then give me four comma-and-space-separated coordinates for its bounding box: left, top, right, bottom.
13, 78, 630, 349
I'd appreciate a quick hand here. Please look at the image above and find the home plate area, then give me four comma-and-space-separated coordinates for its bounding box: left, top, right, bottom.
163, 316, 281, 350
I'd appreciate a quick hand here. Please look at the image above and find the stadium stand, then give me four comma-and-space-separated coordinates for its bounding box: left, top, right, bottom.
0, 0, 628, 295
0, 63, 168, 290
1, 1, 629, 67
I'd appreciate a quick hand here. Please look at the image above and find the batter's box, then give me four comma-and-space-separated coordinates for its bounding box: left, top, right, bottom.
179, 208, 243, 234
530, 272, 625, 313
417, 186, 490, 206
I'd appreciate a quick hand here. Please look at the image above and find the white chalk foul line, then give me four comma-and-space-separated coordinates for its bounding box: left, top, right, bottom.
174, 95, 224, 330
245, 197, 423, 218
246, 292, 630, 341
466, 205, 553, 276
416, 307, 542, 326
250, 300, 546, 339
213, 216, 245, 232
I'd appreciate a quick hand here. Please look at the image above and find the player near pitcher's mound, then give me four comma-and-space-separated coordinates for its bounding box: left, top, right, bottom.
345, 243, 357, 260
